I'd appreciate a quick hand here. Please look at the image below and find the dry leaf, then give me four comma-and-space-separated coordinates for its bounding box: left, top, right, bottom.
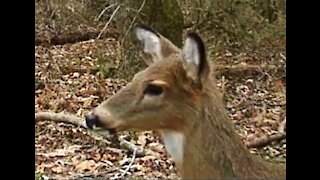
75, 160, 97, 172
71, 154, 86, 164
140, 155, 157, 161
137, 134, 147, 147
252, 113, 264, 126
148, 142, 165, 153
51, 165, 68, 174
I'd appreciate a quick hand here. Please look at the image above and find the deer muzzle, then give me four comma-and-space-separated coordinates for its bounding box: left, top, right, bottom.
85, 108, 119, 131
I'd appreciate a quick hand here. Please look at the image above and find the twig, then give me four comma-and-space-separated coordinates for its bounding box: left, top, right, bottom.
215, 64, 279, 74
36, 30, 119, 46
119, 138, 148, 157
97, 4, 121, 39
35, 112, 149, 156
246, 133, 286, 148
120, 147, 137, 178
124, 6, 146, 13
96, 3, 118, 21
120, 0, 146, 45
36, 112, 116, 140
35, 112, 87, 128
278, 118, 286, 133
220, 75, 226, 97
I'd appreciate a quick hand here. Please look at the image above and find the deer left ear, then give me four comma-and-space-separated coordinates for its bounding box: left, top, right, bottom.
135, 25, 162, 65
181, 33, 209, 87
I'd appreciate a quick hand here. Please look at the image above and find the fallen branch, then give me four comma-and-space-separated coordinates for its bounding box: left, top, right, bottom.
35, 112, 87, 128
35, 29, 119, 47
119, 139, 146, 157
246, 133, 286, 148
36, 112, 116, 143
214, 64, 284, 76
35, 112, 149, 156
36, 111, 286, 152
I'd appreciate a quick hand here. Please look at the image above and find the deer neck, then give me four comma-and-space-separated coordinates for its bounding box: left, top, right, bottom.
160, 88, 286, 179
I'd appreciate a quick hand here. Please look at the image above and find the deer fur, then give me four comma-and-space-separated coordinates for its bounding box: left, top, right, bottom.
85, 25, 286, 180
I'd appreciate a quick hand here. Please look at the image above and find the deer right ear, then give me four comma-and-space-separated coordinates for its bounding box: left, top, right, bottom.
135, 25, 162, 65
181, 33, 209, 87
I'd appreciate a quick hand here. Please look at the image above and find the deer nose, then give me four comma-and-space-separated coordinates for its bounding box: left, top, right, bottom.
85, 113, 99, 129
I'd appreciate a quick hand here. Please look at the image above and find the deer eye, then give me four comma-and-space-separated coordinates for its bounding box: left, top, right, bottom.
143, 84, 163, 96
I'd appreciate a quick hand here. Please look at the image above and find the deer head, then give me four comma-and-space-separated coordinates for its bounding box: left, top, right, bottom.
84, 25, 286, 180
85, 25, 211, 134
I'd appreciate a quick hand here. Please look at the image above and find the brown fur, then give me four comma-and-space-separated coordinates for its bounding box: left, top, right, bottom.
89, 28, 286, 180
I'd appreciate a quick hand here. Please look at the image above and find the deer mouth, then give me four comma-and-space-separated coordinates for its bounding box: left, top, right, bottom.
85, 112, 118, 133
85, 105, 137, 133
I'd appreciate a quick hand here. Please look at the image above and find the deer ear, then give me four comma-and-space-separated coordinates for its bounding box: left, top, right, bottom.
135, 25, 162, 65
181, 33, 209, 86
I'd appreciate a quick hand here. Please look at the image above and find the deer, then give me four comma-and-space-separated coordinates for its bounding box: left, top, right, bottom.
85, 25, 286, 180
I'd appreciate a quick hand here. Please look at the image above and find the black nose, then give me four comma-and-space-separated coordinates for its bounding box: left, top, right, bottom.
85, 113, 99, 129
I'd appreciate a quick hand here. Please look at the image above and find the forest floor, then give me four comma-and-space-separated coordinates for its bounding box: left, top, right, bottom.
35, 27, 286, 179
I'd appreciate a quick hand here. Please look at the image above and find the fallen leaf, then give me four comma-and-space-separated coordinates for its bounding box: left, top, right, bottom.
75, 160, 97, 172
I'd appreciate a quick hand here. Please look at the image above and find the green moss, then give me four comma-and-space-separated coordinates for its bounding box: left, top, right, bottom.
35, 173, 48, 180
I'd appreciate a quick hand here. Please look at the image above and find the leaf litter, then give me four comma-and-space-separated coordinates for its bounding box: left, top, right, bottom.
35, 35, 286, 179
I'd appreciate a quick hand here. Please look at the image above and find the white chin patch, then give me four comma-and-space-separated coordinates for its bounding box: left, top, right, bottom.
159, 130, 185, 165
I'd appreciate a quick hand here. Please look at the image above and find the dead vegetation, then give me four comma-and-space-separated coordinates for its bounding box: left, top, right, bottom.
35, 39, 286, 179
35, 0, 286, 179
